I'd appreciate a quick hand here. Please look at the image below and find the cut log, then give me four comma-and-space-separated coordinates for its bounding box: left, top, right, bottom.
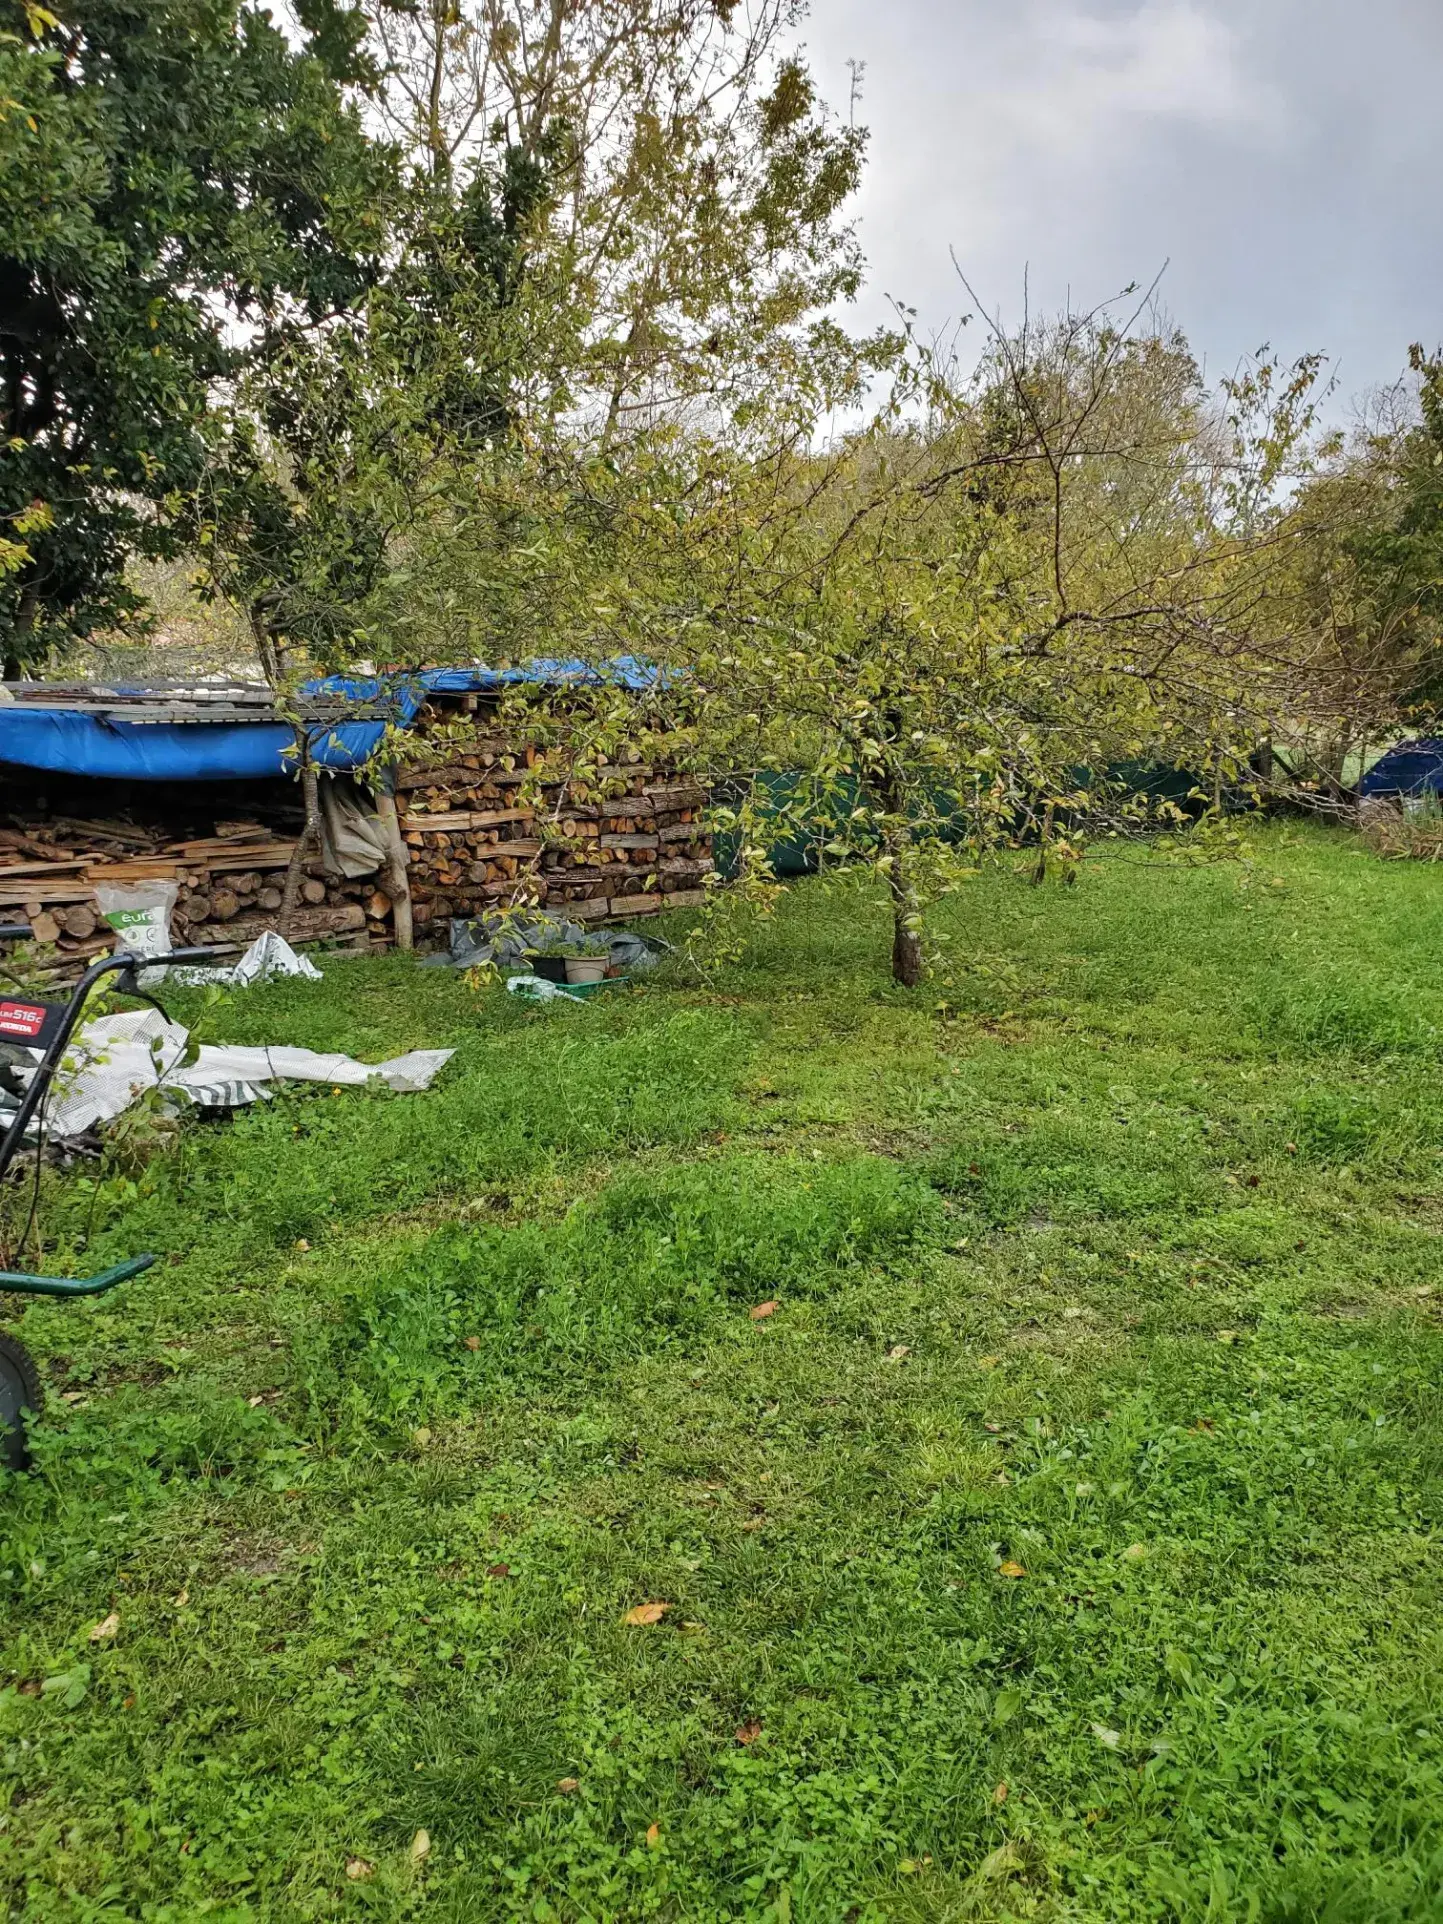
210, 889, 240, 921
30, 910, 61, 944
59, 904, 98, 940
258, 887, 283, 912
300, 877, 328, 906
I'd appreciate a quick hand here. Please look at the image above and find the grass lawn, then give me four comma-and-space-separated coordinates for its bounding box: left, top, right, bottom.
3, 822, 1443, 1922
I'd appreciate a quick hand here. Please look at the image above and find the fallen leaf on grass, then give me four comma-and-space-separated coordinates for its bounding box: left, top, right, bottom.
623, 1601, 671, 1626
1216, 1329, 1240, 1345
1091, 1723, 1123, 1749
977, 1355, 1000, 1369
1122, 1543, 1148, 1561
409, 1829, 431, 1864
749, 1300, 778, 1321
345, 1858, 374, 1881
997, 1560, 1026, 1579
485, 1563, 512, 1580
556, 1777, 580, 1794
173, 1587, 188, 1607
463, 1336, 481, 1351
645, 1822, 661, 1848
886, 1344, 912, 1362
993, 1782, 1009, 1805
294, 1239, 310, 1251
88, 1612, 120, 1643
735, 1719, 762, 1745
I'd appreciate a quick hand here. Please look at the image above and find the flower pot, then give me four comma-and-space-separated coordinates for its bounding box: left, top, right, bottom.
565, 954, 610, 985
528, 954, 570, 983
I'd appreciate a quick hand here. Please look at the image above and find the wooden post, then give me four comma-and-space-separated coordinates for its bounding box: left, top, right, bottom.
375, 786, 414, 952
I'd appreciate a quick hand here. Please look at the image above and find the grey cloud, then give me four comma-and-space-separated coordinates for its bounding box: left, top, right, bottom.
803, 0, 1442, 401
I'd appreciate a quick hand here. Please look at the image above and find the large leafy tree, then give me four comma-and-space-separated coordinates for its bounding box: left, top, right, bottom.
0, 0, 388, 672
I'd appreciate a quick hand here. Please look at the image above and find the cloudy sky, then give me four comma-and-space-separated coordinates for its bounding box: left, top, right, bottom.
802, 0, 1440, 410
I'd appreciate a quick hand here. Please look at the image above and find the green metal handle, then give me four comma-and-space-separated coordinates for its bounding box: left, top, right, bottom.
0, 1254, 157, 1299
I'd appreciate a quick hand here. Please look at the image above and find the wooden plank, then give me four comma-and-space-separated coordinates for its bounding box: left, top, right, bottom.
609, 892, 661, 916
0, 857, 90, 877
601, 833, 660, 850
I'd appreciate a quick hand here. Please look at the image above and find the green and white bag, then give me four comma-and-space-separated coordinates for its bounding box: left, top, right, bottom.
94, 882, 179, 986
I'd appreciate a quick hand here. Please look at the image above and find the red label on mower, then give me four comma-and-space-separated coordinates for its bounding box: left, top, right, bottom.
0, 1001, 46, 1039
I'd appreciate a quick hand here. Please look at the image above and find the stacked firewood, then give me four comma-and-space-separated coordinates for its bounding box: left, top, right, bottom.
395, 741, 712, 929
0, 817, 371, 964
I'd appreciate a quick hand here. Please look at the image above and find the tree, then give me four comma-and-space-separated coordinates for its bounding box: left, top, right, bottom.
0, 0, 386, 673
428, 293, 1329, 986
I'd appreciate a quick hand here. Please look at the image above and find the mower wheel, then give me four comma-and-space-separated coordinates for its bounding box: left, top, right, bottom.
0, 1331, 42, 1473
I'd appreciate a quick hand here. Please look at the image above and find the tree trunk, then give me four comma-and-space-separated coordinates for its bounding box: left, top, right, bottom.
891, 903, 923, 987
281, 750, 323, 936
884, 840, 924, 987
1032, 800, 1055, 885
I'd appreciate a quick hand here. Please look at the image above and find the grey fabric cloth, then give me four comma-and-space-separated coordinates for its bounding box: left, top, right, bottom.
318, 774, 390, 878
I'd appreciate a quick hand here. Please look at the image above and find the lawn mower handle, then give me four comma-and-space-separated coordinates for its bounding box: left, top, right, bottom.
0, 945, 219, 1189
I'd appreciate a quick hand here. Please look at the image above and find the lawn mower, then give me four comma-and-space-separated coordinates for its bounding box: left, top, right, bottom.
0, 926, 214, 1470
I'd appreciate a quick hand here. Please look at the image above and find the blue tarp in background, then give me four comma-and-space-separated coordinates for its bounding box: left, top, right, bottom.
1358, 740, 1443, 799
0, 659, 662, 783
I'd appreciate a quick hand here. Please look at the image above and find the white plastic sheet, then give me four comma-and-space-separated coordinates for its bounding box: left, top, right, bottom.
168, 931, 323, 988
30, 1008, 453, 1139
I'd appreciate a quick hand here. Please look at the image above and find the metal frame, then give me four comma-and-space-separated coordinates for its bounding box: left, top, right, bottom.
0, 929, 214, 1296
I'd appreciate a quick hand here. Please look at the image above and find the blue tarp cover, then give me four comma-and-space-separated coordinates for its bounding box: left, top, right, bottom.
1358, 740, 1443, 798
0, 658, 661, 783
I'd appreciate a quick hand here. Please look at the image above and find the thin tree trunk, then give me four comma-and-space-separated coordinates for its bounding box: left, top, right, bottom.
889, 866, 923, 987
281, 744, 323, 936
4, 582, 39, 678
1032, 800, 1055, 885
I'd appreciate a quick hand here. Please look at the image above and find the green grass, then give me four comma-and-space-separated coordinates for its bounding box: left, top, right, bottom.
4, 823, 1443, 1922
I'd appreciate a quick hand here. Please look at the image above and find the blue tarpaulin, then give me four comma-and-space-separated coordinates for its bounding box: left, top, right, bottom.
1358, 740, 1443, 799
0, 659, 662, 783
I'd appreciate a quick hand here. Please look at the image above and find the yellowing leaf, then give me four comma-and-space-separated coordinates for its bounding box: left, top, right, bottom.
997, 1560, 1026, 1579
749, 1300, 779, 1320
645, 1821, 661, 1848
409, 1828, 431, 1864
556, 1776, 580, 1793
735, 1719, 762, 1745
88, 1611, 120, 1642
1122, 1542, 1148, 1561
886, 1343, 912, 1361
623, 1600, 671, 1626
173, 1587, 189, 1608
345, 1858, 374, 1881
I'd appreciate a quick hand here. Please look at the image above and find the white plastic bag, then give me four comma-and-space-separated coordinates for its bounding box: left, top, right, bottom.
93, 881, 178, 986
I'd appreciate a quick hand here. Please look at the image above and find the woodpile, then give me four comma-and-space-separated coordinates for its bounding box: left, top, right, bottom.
395, 740, 712, 930
0, 715, 713, 969
0, 816, 372, 965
